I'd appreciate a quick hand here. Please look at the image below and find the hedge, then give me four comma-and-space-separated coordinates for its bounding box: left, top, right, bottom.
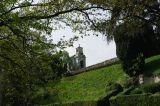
141, 83, 160, 93
34, 101, 97, 106
110, 94, 160, 106
53, 101, 97, 106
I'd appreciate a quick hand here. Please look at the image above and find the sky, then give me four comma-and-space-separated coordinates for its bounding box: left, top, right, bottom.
32, 0, 116, 66
52, 27, 117, 66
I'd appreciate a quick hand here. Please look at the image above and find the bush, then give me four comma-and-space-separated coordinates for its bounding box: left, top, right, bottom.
130, 88, 143, 94
108, 83, 123, 92
110, 94, 160, 106
141, 83, 160, 93
122, 86, 135, 95
123, 77, 139, 88
99, 84, 123, 106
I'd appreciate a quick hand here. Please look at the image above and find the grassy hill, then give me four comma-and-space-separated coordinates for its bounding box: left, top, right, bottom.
35, 55, 160, 105
35, 64, 128, 105
54, 64, 128, 103
145, 55, 160, 76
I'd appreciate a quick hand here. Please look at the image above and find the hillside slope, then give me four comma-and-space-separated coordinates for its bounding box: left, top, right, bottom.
36, 55, 160, 105
35, 64, 128, 105
145, 55, 160, 75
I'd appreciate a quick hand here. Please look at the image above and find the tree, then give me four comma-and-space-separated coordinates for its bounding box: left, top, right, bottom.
87, 0, 160, 76
87, 0, 160, 38
0, 0, 108, 105
51, 50, 70, 78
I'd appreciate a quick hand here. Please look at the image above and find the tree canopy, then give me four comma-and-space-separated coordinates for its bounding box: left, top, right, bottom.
84, 0, 160, 76
1, 0, 160, 104
0, 0, 107, 105
88, 0, 160, 40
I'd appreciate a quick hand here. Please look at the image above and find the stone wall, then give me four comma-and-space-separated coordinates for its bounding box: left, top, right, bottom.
68, 57, 120, 75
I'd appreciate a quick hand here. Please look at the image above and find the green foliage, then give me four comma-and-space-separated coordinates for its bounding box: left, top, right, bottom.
34, 54, 160, 105
130, 88, 143, 94
107, 83, 123, 92
123, 77, 139, 88
33, 87, 60, 105
51, 51, 70, 78
89, 0, 160, 38
1, 0, 160, 105
140, 83, 160, 93
144, 55, 160, 76
120, 86, 136, 95
110, 94, 160, 106
89, 0, 160, 77
0, 34, 66, 105
54, 101, 97, 106
115, 31, 145, 76
39, 64, 128, 105
0, 0, 106, 105
114, 20, 160, 76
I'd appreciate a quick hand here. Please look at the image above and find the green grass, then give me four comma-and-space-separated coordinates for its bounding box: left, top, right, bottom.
145, 55, 160, 76
37, 64, 128, 105
35, 54, 160, 105
55, 64, 128, 103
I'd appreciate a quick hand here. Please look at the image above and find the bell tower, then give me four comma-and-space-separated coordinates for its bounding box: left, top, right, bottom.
69, 45, 86, 71
76, 44, 83, 56
75, 45, 86, 69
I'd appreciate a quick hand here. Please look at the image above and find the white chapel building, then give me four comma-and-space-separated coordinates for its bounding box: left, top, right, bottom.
69, 45, 86, 71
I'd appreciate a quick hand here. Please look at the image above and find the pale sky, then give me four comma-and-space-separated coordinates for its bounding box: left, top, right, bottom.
52, 27, 116, 66
32, 0, 116, 66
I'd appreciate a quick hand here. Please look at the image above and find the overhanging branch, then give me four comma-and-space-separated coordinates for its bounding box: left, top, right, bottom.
19, 6, 111, 20
0, 2, 56, 17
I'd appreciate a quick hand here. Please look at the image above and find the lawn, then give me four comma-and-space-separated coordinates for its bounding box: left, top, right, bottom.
35, 55, 160, 105
53, 64, 128, 104
35, 64, 128, 105
145, 55, 160, 75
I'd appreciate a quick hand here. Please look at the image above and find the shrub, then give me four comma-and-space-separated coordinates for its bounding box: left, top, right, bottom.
123, 77, 139, 88
130, 88, 143, 94
122, 86, 135, 95
110, 94, 160, 106
108, 83, 123, 92
141, 83, 160, 93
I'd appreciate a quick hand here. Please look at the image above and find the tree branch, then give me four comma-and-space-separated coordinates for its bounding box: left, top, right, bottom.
0, 54, 25, 72
80, 10, 97, 28
0, 2, 56, 17
135, 15, 158, 25
19, 6, 110, 20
